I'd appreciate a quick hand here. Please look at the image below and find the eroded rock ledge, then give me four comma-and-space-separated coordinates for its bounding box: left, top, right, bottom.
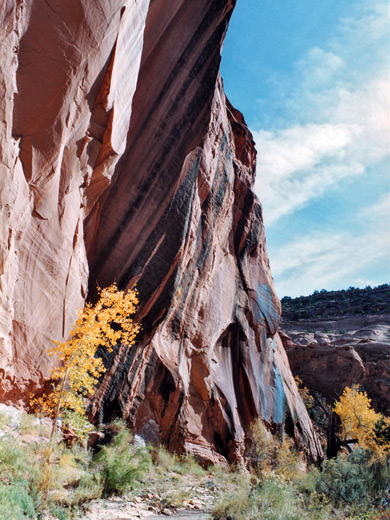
282, 314, 390, 416
0, 0, 322, 464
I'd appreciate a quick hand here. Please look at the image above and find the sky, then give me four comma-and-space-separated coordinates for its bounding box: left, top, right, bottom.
220, 0, 390, 298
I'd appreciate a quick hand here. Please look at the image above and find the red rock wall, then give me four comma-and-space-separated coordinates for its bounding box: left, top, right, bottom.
0, 0, 322, 463
0, 0, 150, 400
89, 76, 321, 463
282, 315, 390, 416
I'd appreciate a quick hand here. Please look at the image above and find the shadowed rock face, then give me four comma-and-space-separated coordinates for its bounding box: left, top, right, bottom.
0, 0, 322, 463
87, 0, 321, 463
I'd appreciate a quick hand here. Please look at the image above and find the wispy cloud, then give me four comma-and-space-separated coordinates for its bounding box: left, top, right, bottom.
270, 193, 390, 297
358, 193, 390, 221
254, 123, 364, 224
254, 1, 390, 226
271, 227, 389, 298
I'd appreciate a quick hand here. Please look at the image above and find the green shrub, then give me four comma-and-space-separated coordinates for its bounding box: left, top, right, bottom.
211, 472, 253, 520
245, 420, 278, 480
95, 420, 151, 496
152, 445, 205, 477
0, 417, 151, 516
275, 439, 302, 481
181, 453, 206, 477
212, 472, 335, 520
255, 475, 310, 520
0, 482, 36, 520
316, 449, 390, 508
70, 469, 103, 506
0, 437, 40, 518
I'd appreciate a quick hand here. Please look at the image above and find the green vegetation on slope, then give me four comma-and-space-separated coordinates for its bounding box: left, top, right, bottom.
282, 284, 390, 320
0, 413, 389, 520
2, 282, 389, 519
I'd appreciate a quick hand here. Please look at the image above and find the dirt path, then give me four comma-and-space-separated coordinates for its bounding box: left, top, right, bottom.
80, 496, 212, 520
80, 467, 218, 519
148, 512, 210, 520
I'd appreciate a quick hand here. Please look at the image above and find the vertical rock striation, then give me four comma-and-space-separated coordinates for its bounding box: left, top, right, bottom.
0, 0, 150, 400
89, 74, 321, 462
87, 0, 321, 463
0, 0, 322, 463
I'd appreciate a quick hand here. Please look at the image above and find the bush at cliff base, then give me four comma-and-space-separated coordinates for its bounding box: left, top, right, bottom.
0, 419, 152, 519
315, 448, 390, 507
1, 412, 390, 519
0, 437, 39, 519
211, 421, 390, 520
94, 419, 151, 496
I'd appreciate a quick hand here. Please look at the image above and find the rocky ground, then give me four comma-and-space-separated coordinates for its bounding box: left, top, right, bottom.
0, 404, 220, 520
80, 488, 212, 519
79, 465, 219, 520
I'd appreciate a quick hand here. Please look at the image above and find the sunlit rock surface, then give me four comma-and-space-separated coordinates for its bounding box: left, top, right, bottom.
0, 0, 322, 463
282, 314, 390, 416
0, 0, 149, 401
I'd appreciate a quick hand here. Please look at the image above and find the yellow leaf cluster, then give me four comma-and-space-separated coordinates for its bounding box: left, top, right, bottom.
333, 384, 390, 455
32, 284, 140, 419
294, 376, 315, 409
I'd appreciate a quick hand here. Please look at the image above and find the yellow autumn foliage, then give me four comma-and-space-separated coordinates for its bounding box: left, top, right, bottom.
294, 376, 315, 409
32, 283, 140, 419
333, 384, 390, 455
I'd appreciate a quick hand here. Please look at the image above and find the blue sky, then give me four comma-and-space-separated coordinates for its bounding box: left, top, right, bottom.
221, 0, 390, 298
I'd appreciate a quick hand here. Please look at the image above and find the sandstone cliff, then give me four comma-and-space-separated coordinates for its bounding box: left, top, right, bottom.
280, 287, 390, 416
282, 314, 390, 416
0, 0, 322, 463
0, 0, 150, 401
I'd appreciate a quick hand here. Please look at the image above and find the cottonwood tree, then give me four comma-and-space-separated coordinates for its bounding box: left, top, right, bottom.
32, 283, 140, 442
333, 385, 390, 456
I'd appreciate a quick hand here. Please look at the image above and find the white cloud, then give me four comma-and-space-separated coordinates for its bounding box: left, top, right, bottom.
270, 194, 390, 297
271, 224, 389, 298
254, 122, 365, 224
256, 123, 354, 180
253, 1, 390, 227
358, 193, 390, 220
297, 47, 345, 88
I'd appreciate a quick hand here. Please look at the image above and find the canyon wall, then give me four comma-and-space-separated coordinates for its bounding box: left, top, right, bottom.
282, 314, 390, 416
0, 0, 322, 463
0, 0, 150, 401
